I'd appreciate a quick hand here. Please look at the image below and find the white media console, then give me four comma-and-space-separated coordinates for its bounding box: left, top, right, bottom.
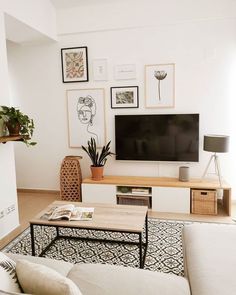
82, 176, 231, 216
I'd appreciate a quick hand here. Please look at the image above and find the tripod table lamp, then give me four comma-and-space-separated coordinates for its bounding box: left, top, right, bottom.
202, 135, 229, 187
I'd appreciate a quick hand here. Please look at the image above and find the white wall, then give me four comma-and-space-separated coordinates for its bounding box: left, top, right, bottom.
0, 0, 56, 239
56, 0, 236, 34
8, 0, 236, 199
0, 12, 19, 239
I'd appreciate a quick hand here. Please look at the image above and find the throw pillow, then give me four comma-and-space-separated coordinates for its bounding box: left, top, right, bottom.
16, 259, 82, 295
0, 253, 22, 293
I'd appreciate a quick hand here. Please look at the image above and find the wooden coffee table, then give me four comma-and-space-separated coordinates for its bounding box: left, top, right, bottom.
29, 201, 148, 268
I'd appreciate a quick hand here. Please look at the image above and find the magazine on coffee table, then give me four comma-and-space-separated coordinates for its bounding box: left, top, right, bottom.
41, 204, 94, 221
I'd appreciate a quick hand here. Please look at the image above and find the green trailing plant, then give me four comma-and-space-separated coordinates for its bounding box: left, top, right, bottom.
82, 137, 114, 167
0, 106, 36, 146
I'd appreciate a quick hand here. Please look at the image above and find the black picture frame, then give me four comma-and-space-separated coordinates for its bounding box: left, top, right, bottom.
110, 86, 139, 109
61, 46, 89, 83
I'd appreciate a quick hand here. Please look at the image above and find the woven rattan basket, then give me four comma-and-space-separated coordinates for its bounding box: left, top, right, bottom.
191, 189, 217, 215
60, 156, 82, 201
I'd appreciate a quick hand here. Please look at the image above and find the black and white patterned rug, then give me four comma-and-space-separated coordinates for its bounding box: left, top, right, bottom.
3, 219, 190, 276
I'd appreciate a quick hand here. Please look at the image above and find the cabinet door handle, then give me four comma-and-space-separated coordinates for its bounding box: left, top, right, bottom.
201, 192, 208, 196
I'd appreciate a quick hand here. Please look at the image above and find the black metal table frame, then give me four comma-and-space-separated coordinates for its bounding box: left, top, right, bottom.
30, 213, 148, 269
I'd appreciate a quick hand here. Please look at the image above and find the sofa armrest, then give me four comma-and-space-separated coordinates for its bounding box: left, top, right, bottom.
183, 223, 236, 295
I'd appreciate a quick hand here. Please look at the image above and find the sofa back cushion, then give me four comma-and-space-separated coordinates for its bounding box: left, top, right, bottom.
68, 263, 190, 295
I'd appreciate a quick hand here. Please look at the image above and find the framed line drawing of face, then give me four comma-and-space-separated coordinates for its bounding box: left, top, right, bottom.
61, 47, 89, 83
67, 88, 106, 147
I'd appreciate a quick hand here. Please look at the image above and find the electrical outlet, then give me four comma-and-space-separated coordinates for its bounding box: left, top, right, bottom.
5, 204, 16, 215
6, 204, 14, 214
10, 204, 15, 212
0, 210, 4, 219
6, 206, 11, 215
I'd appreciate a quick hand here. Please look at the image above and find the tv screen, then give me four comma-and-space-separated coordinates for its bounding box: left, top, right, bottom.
115, 114, 199, 162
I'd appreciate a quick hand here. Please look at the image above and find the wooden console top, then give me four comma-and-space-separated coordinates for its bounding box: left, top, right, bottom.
83, 175, 231, 190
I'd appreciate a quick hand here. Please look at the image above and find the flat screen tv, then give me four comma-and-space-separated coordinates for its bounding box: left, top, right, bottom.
115, 114, 199, 162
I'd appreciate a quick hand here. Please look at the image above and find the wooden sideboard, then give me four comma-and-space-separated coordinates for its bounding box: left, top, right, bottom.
82, 176, 231, 216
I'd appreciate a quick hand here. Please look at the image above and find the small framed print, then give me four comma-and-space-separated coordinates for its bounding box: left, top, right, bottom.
110, 86, 139, 109
114, 64, 136, 80
61, 46, 89, 83
145, 63, 175, 108
93, 59, 108, 81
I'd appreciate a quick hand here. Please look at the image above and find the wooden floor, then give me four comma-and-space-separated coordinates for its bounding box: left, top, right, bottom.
1, 191, 236, 250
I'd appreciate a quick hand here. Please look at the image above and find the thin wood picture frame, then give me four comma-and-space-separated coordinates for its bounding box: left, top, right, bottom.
145, 63, 175, 108
61, 46, 89, 83
110, 86, 139, 109
67, 88, 106, 147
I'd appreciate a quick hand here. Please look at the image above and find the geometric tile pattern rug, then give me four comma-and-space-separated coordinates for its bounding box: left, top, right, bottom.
3, 219, 190, 277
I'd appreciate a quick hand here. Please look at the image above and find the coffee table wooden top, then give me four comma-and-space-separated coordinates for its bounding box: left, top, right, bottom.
30, 201, 148, 233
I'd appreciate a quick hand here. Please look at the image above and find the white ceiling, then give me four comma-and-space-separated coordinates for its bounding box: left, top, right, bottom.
50, 0, 116, 9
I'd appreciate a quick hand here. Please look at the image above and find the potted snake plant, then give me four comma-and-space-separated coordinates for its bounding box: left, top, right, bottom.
0, 106, 36, 146
82, 137, 114, 180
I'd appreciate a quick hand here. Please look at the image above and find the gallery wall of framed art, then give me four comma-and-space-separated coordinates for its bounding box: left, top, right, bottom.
61, 45, 176, 149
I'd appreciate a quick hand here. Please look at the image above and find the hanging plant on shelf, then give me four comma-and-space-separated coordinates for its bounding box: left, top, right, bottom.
0, 106, 36, 146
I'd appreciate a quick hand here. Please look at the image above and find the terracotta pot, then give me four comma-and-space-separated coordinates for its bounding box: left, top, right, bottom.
90, 166, 104, 181
6, 121, 21, 136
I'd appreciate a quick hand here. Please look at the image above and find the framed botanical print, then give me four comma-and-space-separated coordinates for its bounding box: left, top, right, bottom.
145, 63, 175, 108
67, 88, 106, 147
61, 47, 89, 83
110, 86, 139, 109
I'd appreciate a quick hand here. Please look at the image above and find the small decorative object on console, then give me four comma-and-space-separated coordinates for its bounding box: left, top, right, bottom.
131, 188, 150, 195
82, 137, 115, 180
179, 166, 190, 182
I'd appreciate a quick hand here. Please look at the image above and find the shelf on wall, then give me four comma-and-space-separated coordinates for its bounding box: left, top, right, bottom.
0, 135, 23, 143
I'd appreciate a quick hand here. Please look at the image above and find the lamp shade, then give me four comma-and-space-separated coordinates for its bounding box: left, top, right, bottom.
203, 135, 229, 153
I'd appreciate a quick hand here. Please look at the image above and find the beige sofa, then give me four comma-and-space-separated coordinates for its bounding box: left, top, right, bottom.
2, 223, 236, 295
183, 223, 236, 295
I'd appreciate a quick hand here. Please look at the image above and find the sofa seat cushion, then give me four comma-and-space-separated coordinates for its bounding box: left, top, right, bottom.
5, 253, 73, 277
183, 223, 236, 295
67, 263, 190, 295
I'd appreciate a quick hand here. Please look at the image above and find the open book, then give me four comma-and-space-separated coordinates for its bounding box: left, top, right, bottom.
42, 204, 94, 221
